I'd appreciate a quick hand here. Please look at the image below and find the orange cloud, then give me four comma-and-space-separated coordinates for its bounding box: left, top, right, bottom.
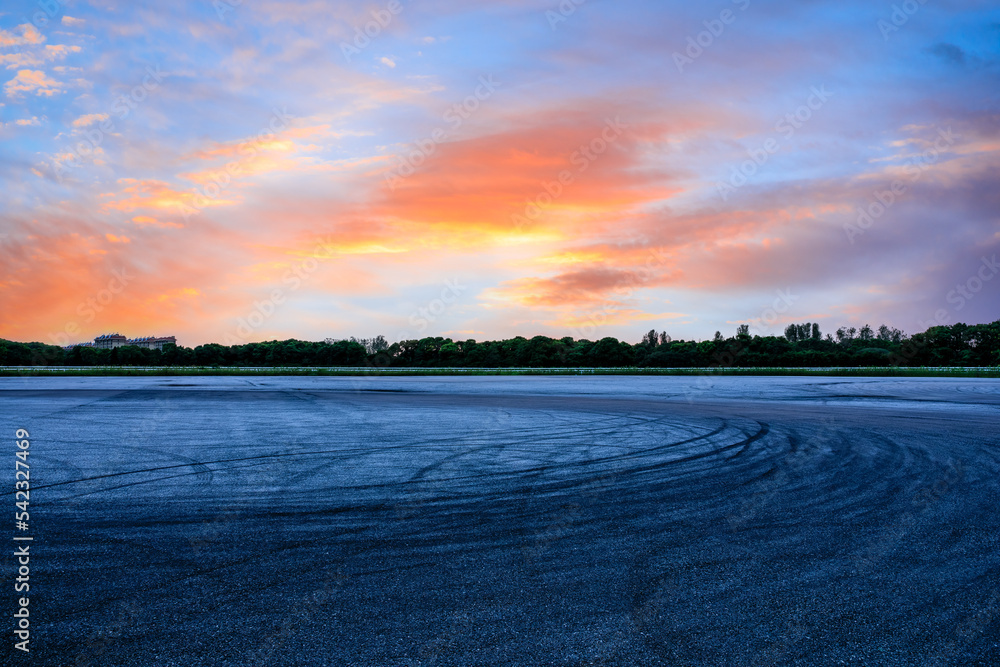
0, 24, 45, 48
130, 216, 184, 229
485, 261, 682, 310
0, 211, 255, 345
44, 44, 82, 59
102, 179, 236, 213
153, 287, 202, 304
555, 309, 687, 329
370, 110, 685, 248
4, 69, 63, 97
6, 117, 41, 127
185, 123, 333, 162
72, 113, 110, 128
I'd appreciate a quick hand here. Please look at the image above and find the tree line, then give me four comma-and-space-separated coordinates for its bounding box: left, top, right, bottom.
1, 320, 998, 368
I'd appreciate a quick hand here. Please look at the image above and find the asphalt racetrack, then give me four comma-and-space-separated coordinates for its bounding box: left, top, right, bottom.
3, 376, 999, 666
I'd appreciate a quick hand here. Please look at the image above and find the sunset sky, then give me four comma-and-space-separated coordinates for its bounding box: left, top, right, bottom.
1, 0, 998, 347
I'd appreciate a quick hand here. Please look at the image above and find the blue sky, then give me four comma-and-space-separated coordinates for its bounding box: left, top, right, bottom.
1, 0, 998, 346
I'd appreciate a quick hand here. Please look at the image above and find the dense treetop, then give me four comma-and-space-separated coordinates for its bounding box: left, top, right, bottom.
2, 321, 998, 368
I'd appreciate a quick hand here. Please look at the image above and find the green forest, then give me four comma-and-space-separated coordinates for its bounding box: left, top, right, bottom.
2, 320, 999, 368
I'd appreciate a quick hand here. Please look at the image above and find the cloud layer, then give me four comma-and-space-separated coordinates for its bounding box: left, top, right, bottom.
1, 1, 998, 346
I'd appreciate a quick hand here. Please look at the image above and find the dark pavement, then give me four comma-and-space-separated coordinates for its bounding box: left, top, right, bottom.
2, 376, 998, 666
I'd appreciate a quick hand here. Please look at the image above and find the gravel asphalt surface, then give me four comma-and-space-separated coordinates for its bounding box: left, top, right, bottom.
2, 376, 998, 666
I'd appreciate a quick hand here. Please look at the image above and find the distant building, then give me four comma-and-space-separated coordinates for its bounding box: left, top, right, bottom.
64, 333, 177, 351
93, 333, 127, 349
126, 336, 177, 350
